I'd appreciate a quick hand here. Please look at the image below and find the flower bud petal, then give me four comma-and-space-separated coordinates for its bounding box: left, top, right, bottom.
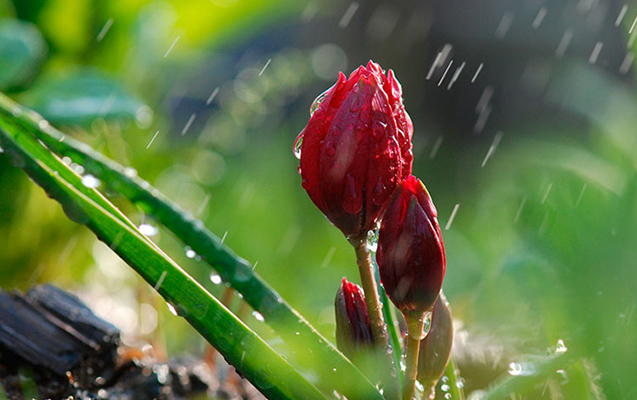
335, 278, 374, 358
298, 61, 413, 238
376, 175, 446, 319
418, 292, 453, 387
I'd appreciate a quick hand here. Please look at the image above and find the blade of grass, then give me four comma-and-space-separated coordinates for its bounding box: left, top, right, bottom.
0, 126, 326, 400
0, 93, 384, 399
443, 356, 465, 400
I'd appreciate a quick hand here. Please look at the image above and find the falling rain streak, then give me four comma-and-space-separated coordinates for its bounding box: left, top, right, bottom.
471, 63, 483, 83
154, 271, 167, 291
206, 87, 220, 105
589, 42, 603, 64
447, 62, 465, 90
146, 130, 160, 149
615, 5, 628, 26
438, 60, 453, 87
339, 2, 359, 28
532, 7, 547, 29
445, 204, 460, 231
430, 136, 443, 159
556, 29, 573, 57
181, 113, 196, 135
481, 131, 503, 167
96, 18, 113, 42
164, 35, 180, 58
495, 12, 513, 39
259, 59, 271, 76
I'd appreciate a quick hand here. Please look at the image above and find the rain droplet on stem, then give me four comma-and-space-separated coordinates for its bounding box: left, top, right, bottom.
252, 311, 265, 322
366, 228, 379, 252
210, 274, 222, 285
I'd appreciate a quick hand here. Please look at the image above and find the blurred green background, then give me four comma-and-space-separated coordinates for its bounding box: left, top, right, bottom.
1, 0, 636, 398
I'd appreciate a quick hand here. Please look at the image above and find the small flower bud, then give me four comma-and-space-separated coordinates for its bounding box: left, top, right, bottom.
335, 277, 374, 358
296, 60, 413, 238
418, 292, 453, 388
376, 175, 446, 323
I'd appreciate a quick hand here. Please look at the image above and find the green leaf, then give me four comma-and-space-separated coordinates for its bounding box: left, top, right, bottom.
0, 19, 47, 90
0, 91, 383, 399
0, 112, 326, 400
19, 69, 151, 126
0, 92, 383, 399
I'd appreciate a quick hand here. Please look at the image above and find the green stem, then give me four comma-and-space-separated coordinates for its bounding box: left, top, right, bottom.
377, 273, 404, 389
403, 315, 425, 400
351, 234, 400, 400
444, 357, 465, 400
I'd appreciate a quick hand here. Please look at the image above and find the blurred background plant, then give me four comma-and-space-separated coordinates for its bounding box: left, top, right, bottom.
1, 0, 636, 398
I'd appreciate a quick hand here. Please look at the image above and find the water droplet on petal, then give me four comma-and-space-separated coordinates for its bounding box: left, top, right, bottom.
81, 174, 101, 188
210, 274, 222, 285
139, 223, 158, 236
342, 174, 362, 214
185, 246, 196, 258
310, 85, 334, 115
293, 133, 304, 159
325, 142, 336, 156
372, 179, 387, 206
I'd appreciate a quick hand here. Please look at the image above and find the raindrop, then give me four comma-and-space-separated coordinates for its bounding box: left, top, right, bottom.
445, 394, 452, 399
342, 174, 362, 214
62, 156, 72, 165
38, 120, 50, 130
325, 142, 336, 156
456, 378, 465, 388
508, 362, 537, 376
167, 303, 178, 316
441, 384, 450, 392
185, 246, 197, 258
11, 106, 23, 117
366, 229, 379, 252
72, 164, 85, 175
210, 274, 222, 285
555, 339, 568, 354
310, 86, 334, 116
124, 167, 138, 178
556, 369, 569, 385
81, 174, 101, 188
293, 133, 303, 159
139, 223, 158, 236
415, 380, 424, 393
0, 147, 3, 153
252, 311, 265, 322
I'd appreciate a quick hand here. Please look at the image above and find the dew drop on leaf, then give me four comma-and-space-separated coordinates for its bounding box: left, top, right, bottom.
81, 174, 100, 188
139, 223, 158, 236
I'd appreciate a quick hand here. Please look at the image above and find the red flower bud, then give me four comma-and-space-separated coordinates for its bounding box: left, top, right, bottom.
335, 277, 374, 358
295, 61, 413, 238
376, 175, 446, 320
418, 292, 453, 387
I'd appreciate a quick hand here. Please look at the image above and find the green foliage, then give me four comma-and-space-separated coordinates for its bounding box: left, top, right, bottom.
0, 19, 46, 90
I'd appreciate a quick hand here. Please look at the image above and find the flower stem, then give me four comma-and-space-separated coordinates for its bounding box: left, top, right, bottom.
350, 234, 400, 400
403, 316, 425, 400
